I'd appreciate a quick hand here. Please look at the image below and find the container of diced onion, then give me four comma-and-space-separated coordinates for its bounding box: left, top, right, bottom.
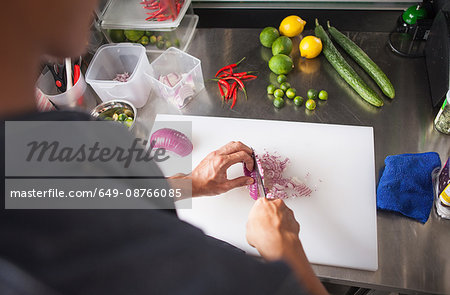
147, 47, 204, 109
85, 43, 152, 108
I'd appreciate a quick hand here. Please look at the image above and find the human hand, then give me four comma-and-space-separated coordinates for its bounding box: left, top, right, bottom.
246, 197, 301, 261
187, 141, 255, 197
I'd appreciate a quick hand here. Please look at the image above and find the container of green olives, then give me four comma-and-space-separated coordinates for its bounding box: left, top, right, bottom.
91, 100, 137, 130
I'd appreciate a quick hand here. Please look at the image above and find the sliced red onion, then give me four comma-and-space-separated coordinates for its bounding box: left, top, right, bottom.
149, 128, 193, 157
159, 72, 182, 87
167, 72, 182, 86
257, 151, 312, 199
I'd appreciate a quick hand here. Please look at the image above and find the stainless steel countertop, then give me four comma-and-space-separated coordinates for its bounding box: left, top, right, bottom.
137, 28, 450, 294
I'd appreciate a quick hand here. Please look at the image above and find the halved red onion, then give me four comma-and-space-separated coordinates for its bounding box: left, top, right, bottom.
243, 153, 264, 200
243, 162, 258, 200
149, 128, 193, 157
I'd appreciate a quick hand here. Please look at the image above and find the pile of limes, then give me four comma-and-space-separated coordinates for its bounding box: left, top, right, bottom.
267, 74, 328, 110
108, 29, 180, 50
259, 15, 324, 76
260, 15, 328, 110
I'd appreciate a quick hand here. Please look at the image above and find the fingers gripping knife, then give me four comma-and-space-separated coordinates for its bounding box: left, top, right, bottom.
251, 149, 268, 199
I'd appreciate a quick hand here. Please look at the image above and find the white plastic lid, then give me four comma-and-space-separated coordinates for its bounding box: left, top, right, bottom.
100, 0, 192, 30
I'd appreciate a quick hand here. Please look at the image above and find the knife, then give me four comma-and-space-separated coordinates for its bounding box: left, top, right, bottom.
251, 149, 267, 199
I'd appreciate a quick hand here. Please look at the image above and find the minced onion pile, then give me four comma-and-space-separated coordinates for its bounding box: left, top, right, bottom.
245, 152, 312, 200
113, 72, 130, 82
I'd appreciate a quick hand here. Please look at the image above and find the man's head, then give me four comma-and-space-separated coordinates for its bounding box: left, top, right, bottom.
3, 0, 98, 58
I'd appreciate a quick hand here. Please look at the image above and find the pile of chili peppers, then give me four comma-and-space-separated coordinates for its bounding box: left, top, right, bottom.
140, 0, 184, 21
213, 57, 257, 109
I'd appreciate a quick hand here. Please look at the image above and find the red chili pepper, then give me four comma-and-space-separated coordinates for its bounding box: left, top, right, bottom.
240, 75, 257, 81
217, 81, 225, 101
231, 71, 258, 78
218, 76, 247, 100
147, 7, 163, 16
144, 5, 160, 10
215, 57, 245, 77
218, 69, 233, 78
217, 79, 230, 99
226, 82, 236, 101
230, 84, 238, 109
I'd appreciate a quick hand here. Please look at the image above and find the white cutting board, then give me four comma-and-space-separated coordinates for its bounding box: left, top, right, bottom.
154, 114, 378, 271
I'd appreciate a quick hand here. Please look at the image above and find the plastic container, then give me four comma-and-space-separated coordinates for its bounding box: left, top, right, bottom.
36, 71, 96, 110
100, 0, 192, 30
147, 47, 204, 108
99, 0, 198, 53
85, 43, 151, 108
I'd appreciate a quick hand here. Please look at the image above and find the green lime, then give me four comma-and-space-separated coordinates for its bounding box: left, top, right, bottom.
294, 96, 304, 106
260, 27, 280, 48
307, 89, 318, 100
272, 36, 293, 56
318, 90, 328, 101
269, 54, 294, 75
305, 99, 316, 110
277, 74, 287, 84
145, 31, 152, 37
274, 89, 284, 98
108, 29, 125, 42
267, 84, 277, 95
286, 88, 297, 99
165, 41, 172, 48
280, 82, 291, 91
273, 97, 285, 108
156, 40, 165, 49
174, 39, 181, 48
124, 30, 145, 42
140, 36, 149, 46
150, 35, 157, 45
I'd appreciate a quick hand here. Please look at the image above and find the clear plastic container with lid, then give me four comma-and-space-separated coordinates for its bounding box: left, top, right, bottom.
85, 43, 152, 108
98, 0, 198, 53
147, 47, 204, 108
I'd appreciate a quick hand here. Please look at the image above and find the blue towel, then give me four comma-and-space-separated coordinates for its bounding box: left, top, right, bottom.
376, 152, 441, 223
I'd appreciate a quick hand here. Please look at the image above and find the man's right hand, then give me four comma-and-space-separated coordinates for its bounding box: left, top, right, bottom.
246, 198, 329, 295
246, 197, 301, 261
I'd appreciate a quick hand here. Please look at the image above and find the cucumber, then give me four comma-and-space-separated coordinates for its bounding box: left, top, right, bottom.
327, 22, 395, 99
314, 19, 383, 107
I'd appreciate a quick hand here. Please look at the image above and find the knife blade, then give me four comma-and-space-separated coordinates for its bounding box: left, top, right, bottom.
251, 149, 267, 199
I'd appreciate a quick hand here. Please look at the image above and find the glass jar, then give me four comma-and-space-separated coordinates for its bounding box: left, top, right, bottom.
434, 98, 450, 134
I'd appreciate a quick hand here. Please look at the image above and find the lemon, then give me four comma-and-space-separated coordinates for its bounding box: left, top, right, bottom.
279, 15, 306, 37
299, 36, 323, 59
